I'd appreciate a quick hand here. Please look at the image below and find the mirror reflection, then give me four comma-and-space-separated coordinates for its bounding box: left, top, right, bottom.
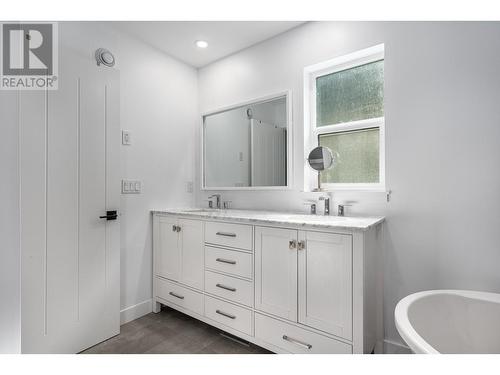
203, 95, 288, 188
307, 146, 334, 171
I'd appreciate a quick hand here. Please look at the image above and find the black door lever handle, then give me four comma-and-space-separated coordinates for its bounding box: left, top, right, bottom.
99, 210, 118, 220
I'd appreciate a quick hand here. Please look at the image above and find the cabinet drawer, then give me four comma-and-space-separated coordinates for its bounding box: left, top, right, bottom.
204, 270, 253, 307
204, 295, 252, 336
205, 246, 253, 279
205, 222, 252, 251
255, 313, 352, 354
156, 277, 203, 316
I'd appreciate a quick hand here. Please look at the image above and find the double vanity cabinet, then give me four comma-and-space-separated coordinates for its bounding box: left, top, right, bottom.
152, 209, 384, 354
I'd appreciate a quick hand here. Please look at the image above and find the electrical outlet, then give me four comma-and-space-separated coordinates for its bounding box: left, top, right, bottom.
122, 130, 131, 145
122, 179, 141, 194
186, 181, 193, 193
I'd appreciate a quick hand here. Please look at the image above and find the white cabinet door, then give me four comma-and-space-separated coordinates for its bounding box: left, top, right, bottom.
155, 216, 180, 281
255, 226, 297, 321
298, 231, 353, 340
178, 218, 204, 290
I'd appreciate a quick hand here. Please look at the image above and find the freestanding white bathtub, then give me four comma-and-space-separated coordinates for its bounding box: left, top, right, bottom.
395, 290, 500, 354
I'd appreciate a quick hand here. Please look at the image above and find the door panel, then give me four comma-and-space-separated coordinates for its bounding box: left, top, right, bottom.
20, 49, 120, 353
178, 218, 204, 290
255, 226, 297, 321
46, 67, 79, 341
298, 231, 352, 340
102, 68, 121, 347
155, 216, 180, 281
20, 87, 50, 352
77, 68, 108, 347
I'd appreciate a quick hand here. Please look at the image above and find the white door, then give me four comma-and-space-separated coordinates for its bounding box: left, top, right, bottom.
178, 219, 204, 290
255, 226, 297, 321
298, 231, 352, 340
20, 49, 120, 353
155, 216, 180, 281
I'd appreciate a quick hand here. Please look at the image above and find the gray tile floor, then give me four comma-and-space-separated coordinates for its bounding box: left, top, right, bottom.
82, 306, 271, 354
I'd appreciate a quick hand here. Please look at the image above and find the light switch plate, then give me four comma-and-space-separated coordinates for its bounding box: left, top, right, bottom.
186, 181, 193, 193
122, 179, 141, 194
122, 130, 131, 145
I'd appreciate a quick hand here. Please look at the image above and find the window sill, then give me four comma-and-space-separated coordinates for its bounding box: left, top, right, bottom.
311, 184, 387, 193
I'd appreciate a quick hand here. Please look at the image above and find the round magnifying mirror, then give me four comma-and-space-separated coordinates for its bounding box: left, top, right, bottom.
307, 146, 334, 171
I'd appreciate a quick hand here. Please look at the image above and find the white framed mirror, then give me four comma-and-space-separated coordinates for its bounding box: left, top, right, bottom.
202, 91, 292, 190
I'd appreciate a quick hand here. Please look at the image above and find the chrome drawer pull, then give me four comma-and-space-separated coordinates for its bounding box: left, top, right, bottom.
282, 335, 312, 350
216, 283, 236, 292
216, 258, 237, 265
216, 309, 236, 319
216, 231, 237, 237
169, 291, 184, 300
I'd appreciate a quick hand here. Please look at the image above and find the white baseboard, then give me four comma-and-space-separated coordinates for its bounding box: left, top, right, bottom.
120, 299, 153, 325
383, 339, 411, 354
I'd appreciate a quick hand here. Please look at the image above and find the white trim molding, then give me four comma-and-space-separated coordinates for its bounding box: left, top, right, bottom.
120, 299, 153, 325
303, 43, 385, 192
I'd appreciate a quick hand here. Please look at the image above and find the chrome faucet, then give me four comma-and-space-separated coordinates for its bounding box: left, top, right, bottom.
303, 201, 317, 215
319, 196, 330, 215
337, 204, 352, 217
208, 194, 221, 209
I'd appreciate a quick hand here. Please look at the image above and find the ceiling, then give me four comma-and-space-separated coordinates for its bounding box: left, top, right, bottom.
113, 21, 305, 68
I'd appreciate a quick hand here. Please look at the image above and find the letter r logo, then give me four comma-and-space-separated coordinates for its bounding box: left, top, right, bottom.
2, 23, 53, 75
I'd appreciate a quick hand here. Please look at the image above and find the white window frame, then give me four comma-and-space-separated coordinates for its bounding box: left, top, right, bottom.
303, 44, 385, 192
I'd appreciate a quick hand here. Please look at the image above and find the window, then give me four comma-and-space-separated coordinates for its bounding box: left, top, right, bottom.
304, 44, 385, 191
319, 128, 380, 184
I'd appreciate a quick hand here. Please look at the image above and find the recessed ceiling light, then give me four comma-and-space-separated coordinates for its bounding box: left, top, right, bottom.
195, 40, 208, 49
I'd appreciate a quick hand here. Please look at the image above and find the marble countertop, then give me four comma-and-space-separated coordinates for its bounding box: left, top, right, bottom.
151, 208, 384, 232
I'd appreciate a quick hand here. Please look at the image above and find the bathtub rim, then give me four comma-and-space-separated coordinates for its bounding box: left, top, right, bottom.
395, 289, 500, 354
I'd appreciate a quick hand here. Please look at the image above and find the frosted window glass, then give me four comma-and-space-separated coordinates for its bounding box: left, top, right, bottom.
319, 128, 379, 184
316, 60, 384, 126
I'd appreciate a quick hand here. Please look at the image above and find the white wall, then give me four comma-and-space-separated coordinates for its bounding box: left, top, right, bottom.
59, 22, 199, 322
197, 21, 500, 347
